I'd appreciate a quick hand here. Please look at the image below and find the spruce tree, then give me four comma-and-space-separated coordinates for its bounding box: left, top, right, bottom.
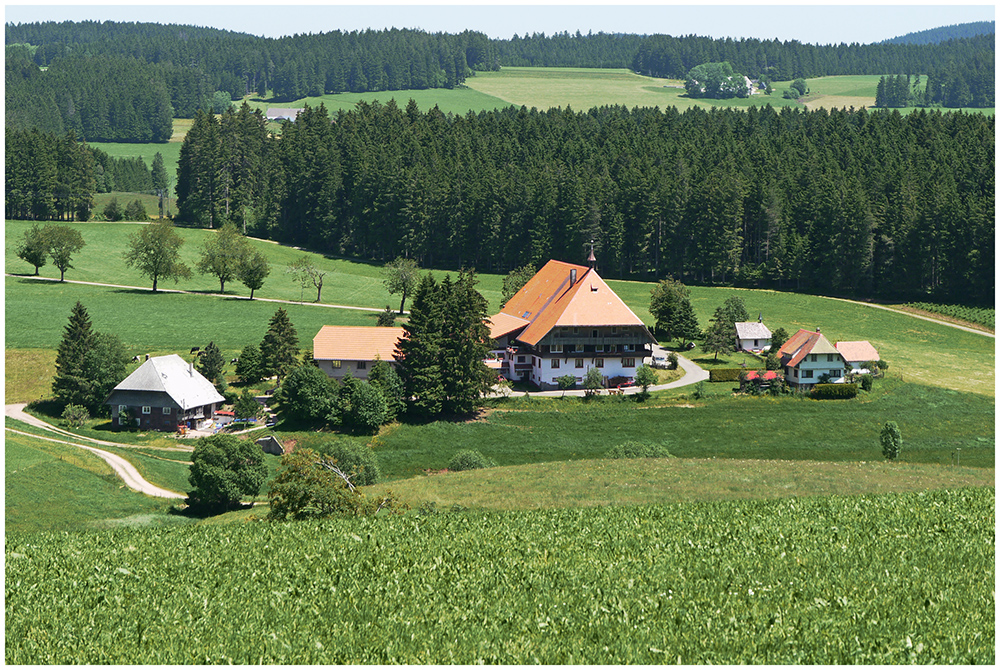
260, 308, 299, 382
440, 270, 493, 415
235, 343, 265, 384
396, 273, 446, 418
196, 341, 226, 391
52, 301, 96, 407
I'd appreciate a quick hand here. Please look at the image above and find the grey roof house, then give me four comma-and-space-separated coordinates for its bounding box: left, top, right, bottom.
105, 354, 225, 431
735, 319, 772, 353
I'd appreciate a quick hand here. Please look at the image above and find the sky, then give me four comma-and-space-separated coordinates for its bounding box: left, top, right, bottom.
3, 2, 995, 45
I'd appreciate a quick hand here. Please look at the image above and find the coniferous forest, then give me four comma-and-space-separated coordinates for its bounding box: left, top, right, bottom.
4, 21, 995, 305
5, 21, 994, 140
166, 101, 993, 304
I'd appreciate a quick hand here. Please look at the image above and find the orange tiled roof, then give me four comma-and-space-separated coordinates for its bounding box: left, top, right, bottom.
777, 328, 840, 367
493, 260, 653, 347
313, 326, 405, 362
835, 340, 879, 362
487, 312, 531, 340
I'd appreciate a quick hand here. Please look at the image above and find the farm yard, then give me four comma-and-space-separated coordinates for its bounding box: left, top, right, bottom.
4, 15, 996, 662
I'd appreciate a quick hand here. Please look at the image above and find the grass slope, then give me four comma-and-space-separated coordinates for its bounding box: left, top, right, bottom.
370, 377, 993, 479
368, 457, 994, 510
6, 488, 993, 664
5, 430, 179, 533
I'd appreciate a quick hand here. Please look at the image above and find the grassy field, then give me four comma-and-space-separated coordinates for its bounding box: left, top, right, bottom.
6, 220, 994, 399
5, 430, 181, 533
6, 487, 993, 664
363, 376, 994, 479
368, 457, 993, 509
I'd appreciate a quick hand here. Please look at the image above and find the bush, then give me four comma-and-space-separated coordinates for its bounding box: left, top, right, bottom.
61, 404, 90, 428
448, 449, 497, 471
880, 421, 902, 461
859, 374, 874, 392
315, 441, 381, 485
267, 448, 402, 520
810, 383, 858, 400
667, 352, 679, 370
102, 198, 123, 221
124, 199, 148, 221
605, 441, 673, 459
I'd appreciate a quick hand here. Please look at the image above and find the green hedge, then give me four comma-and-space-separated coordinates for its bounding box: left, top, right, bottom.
708, 368, 745, 382
810, 383, 858, 400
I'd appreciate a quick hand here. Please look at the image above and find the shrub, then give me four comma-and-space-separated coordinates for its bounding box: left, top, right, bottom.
123, 199, 148, 221
667, 352, 679, 370
102, 198, 123, 222
859, 374, 874, 392
810, 383, 858, 400
605, 441, 672, 459
315, 441, 381, 485
448, 449, 497, 471
61, 404, 90, 428
267, 448, 402, 520
880, 421, 902, 460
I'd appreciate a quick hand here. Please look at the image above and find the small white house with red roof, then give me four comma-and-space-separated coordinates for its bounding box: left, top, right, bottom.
835, 340, 880, 374
488, 259, 656, 390
775, 327, 847, 387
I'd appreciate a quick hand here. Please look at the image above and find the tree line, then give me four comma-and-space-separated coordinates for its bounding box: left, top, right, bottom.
5, 126, 165, 220
172, 100, 993, 305
6, 21, 995, 141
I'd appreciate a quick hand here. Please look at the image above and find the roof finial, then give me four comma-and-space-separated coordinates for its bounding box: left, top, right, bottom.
587, 240, 597, 269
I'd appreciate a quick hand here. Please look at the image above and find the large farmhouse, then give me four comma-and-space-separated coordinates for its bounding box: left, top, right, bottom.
105, 354, 225, 431
489, 260, 656, 390
313, 325, 404, 380
775, 328, 847, 388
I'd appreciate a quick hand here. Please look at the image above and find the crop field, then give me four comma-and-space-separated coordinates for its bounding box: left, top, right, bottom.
905, 302, 994, 330
6, 488, 993, 664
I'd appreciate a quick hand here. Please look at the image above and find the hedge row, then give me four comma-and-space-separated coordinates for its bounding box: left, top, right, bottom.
708, 368, 757, 382
810, 383, 858, 400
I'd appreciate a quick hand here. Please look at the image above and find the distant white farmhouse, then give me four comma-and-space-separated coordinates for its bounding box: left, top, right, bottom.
266, 108, 304, 122
735, 319, 772, 353
776, 328, 847, 388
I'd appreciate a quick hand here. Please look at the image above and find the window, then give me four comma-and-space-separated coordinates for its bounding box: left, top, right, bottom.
612, 327, 619, 334
517, 356, 525, 363
356, 361, 366, 370
551, 343, 563, 354
623, 358, 636, 368
809, 354, 817, 362
802, 369, 814, 378
830, 369, 841, 378
596, 344, 605, 353
827, 354, 836, 362
142, 406, 151, 415
596, 358, 604, 368
551, 359, 560, 369
163, 407, 171, 415
754, 339, 759, 347
592, 330, 599, 338
623, 344, 635, 352
118, 404, 128, 415
331, 360, 342, 369
575, 359, 584, 369
573, 327, 579, 335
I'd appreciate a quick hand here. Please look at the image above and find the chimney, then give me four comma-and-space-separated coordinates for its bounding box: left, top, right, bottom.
189, 360, 194, 376
145, 353, 150, 361
570, 268, 577, 286
816, 327, 821, 333
587, 245, 596, 269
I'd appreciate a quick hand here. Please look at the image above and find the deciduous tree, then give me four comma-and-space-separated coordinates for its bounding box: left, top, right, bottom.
236, 248, 270, 299
501, 263, 536, 306
16, 223, 49, 276
123, 220, 192, 292
187, 434, 267, 510
45, 224, 85, 281
286, 255, 327, 302
197, 222, 250, 293
382, 256, 421, 314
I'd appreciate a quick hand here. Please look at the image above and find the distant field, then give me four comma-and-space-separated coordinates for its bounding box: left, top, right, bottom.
369, 457, 994, 509
464, 67, 801, 112
243, 86, 511, 117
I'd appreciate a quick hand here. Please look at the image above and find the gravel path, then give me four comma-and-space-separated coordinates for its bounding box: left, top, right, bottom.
6, 403, 188, 499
